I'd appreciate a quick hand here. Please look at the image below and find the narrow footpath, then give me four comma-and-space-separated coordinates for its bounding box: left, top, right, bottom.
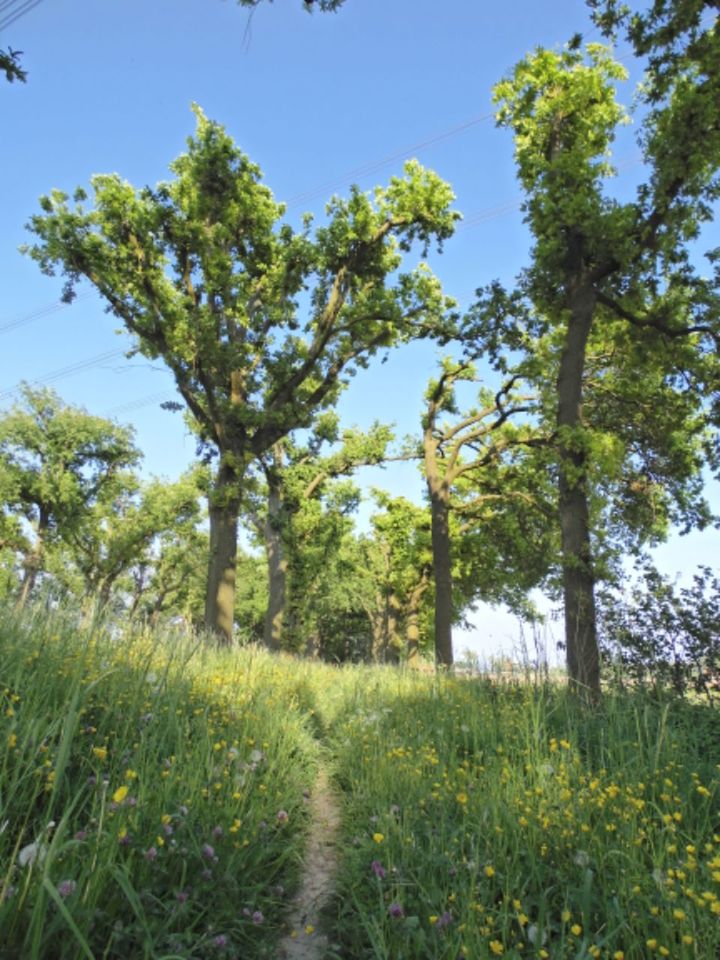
277, 763, 342, 960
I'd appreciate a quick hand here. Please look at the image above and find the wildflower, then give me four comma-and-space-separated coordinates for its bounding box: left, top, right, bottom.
7, 733, 17, 749
371, 859, 386, 879
372, 832, 384, 844
276, 809, 289, 823
570, 924, 582, 936
484, 865, 495, 878
304, 924, 314, 935
212, 825, 224, 837
489, 941, 504, 956
456, 792, 468, 805
74, 830, 87, 842
388, 902, 404, 918
92, 747, 107, 761
144, 846, 158, 861
201, 843, 216, 860
112, 785, 129, 804
176, 890, 189, 903
252, 910, 264, 925
436, 910, 453, 930
212, 934, 228, 948
57, 879, 76, 898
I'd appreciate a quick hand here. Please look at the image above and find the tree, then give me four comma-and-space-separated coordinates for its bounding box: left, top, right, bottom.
60, 471, 201, 612
235, 0, 346, 10
0, 387, 139, 606
421, 358, 555, 665
250, 415, 392, 650
25, 107, 459, 643
488, 28, 719, 697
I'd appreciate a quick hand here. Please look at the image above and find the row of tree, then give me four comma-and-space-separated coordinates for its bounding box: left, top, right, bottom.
5, 0, 719, 697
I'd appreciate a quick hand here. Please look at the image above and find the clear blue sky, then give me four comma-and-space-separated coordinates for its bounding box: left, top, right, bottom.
1, 0, 717, 660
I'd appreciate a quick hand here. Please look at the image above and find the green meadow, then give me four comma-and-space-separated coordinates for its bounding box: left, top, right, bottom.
1, 609, 718, 959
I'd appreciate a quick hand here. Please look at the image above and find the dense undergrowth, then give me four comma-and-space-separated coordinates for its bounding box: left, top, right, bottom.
1, 608, 719, 959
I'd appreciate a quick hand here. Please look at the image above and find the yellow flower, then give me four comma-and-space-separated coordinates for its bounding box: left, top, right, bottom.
92, 747, 107, 761
372, 833, 384, 844
561, 909, 572, 923
570, 924, 582, 936
7, 733, 17, 749
304, 924, 314, 935
125, 769, 138, 781
484, 865, 495, 878
456, 792, 468, 805
112, 785, 129, 804
489, 941, 504, 956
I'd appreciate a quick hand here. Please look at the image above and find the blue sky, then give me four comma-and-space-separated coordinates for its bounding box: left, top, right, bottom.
1, 0, 717, 660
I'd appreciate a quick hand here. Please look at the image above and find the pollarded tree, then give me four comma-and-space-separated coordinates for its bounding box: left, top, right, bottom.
25, 106, 459, 642
488, 30, 719, 697
0, 386, 140, 606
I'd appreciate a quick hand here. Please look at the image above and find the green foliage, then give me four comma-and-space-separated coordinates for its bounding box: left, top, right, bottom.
0, 47, 26, 83
599, 563, 720, 697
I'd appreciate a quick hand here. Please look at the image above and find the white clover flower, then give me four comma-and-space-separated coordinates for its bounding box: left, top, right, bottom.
18, 841, 47, 868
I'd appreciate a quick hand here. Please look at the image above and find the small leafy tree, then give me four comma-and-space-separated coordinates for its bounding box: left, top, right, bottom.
0, 387, 139, 606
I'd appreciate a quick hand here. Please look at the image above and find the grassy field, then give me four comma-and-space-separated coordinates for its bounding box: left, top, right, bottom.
1, 608, 719, 959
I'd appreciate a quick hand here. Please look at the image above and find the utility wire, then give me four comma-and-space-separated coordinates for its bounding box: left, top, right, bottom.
0, 291, 93, 336
0, 348, 127, 402
0, 0, 44, 31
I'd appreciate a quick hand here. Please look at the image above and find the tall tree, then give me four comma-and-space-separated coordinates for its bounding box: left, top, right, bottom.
422, 359, 554, 665
0, 387, 139, 606
488, 25, 719, 696
25, 106, 459, 642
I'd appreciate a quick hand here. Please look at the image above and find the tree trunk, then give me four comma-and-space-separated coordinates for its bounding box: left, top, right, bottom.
430, 489, 453, 667
384, 592, 403, 663
16, 508, 49, 609
263, 479, 288, 652
557, 281, 601, 699
205, 461, 241, 644
405, 572, 428, 667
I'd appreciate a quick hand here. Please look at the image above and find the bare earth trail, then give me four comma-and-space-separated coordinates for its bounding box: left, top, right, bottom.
277, 763, 342, 960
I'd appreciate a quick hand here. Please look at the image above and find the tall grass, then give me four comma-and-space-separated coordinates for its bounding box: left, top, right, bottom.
326, 674, 720, 959
2, 608, 719, 959
0, 607, 319, 959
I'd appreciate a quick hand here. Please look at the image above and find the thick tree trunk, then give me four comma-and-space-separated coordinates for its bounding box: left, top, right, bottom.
263, 480, 288, 652
430, 490, 453, 667
383, 592, 403, 663
557, 281, 601, 699
205, 462, 241, 645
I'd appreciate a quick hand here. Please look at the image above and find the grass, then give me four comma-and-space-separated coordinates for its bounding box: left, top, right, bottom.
1, 606, 719, 959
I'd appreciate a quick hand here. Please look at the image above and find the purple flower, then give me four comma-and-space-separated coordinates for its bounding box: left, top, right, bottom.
388, 902, 404, 918
57, 879, 76, 898
202, 869, 213, 881
144, 846, 158, 861
212, 934, 228, 948
201, 843, 215, 860
436, 910, 453, 930
74, 830, 87, 842
370, 860, 386, 879
276, 809, 289, 824
212, 825, 224, 838
176, 890, 189, 903
252, 910, 264, 925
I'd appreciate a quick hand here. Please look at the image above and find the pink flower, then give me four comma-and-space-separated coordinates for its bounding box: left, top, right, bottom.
276, 809, 289, 823
371, 859, 386, 879
252, 910, 264, 925
57, 879, 76, 898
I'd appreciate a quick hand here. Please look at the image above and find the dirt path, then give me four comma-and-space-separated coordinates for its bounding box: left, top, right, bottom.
277, 764, 342, 960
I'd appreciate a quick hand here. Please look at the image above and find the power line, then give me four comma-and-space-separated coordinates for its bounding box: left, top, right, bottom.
106, 391, 176, 417
284, 110, 496, 210
0, 348, 127, 402
0, 0, 44, 31
0, 291, 93, 336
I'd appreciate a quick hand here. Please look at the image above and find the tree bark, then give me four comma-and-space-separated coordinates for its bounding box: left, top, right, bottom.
429, 489, 453, 667
17, 508, 49, 609
405, 572, 429, 667
205, 461, 241, 644
263, 478, 288, 652
557, 280, 601, 699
